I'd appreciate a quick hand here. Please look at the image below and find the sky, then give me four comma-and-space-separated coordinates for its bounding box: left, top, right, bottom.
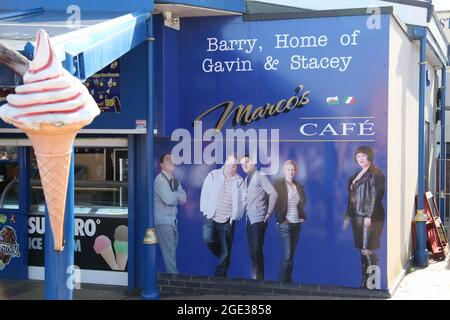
433, 0, 450, 11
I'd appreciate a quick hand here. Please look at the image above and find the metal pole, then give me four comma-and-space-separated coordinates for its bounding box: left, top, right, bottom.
440, 67, 447, 225
414, 29, 429, 268
44, 54, 77, 299
141, 13, 160, 300
44, 147, 75, 299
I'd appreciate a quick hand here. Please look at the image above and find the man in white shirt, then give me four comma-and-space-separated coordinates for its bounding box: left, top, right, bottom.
200, 154, 245, 277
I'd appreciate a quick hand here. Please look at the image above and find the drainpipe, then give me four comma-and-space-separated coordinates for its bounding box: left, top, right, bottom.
414, 27, 429, 268
440, 67, 447, 225
141, 13, 160, 300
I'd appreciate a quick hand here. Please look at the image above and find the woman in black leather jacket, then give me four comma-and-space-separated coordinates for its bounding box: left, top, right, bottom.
344, 146, 385, 289
274, 160, 307, 282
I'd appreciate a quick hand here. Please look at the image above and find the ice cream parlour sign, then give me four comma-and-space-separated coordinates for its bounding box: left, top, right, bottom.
28, 215, 128, 272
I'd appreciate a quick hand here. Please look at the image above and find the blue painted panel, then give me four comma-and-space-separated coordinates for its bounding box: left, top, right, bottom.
154, 15, 182, 137
0, 0, 153, 12
156, 14, 390, 290
156, 0, 244, 13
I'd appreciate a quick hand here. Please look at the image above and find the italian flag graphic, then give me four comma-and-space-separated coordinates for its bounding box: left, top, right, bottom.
326, 96, 340, 105
343, 96, 356, 105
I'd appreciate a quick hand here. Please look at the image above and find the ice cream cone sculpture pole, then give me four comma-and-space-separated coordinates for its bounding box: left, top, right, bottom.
0, 30, 100, 251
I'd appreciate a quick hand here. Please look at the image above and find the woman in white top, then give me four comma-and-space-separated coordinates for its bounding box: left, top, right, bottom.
273, 160, 307, 282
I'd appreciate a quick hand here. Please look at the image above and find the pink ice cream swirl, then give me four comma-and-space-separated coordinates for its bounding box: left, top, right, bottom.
0, 29, 100, 131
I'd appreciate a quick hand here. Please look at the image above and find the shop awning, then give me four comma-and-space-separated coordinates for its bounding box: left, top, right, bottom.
0, 7, 150, 82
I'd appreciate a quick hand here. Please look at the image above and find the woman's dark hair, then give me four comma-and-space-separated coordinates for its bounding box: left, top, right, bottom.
354, 146, 374, 162
159, 152, 172, 164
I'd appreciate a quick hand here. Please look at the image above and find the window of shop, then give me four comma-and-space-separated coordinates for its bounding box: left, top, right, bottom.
0, 146, 19, 210
29, 147, 128, 216
28, 143, 129, 283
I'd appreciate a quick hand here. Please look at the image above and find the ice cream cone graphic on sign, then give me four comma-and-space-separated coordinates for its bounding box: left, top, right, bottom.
0, 30, 100, 251
94, 235, 119, 270
113, 225, 128, 270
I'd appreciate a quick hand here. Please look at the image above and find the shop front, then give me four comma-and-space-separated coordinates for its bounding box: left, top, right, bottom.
0, 139, 129, 284
27, 141, 129, 284
0, 0, 247, 297
0, 0, 448, 299
0, 0, 153, 292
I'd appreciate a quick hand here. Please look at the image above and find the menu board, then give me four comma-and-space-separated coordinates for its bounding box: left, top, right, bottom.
84, 61, 121, 113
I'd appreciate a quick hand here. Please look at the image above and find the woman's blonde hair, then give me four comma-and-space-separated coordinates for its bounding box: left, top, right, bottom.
283, 159, 298, 172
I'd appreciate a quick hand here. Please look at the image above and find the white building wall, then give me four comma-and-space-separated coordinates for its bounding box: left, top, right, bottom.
387, 16, 419, 291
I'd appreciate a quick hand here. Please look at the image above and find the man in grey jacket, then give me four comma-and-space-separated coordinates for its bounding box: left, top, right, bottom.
240, 154, 278, 280
154, 152, 186, 274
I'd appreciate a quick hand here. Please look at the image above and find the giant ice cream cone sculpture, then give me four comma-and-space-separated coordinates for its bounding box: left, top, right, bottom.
0, 30, 100, 251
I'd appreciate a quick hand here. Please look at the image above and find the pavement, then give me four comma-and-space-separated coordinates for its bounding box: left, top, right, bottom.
391, 254, 450, 300
0, 255, 449, 300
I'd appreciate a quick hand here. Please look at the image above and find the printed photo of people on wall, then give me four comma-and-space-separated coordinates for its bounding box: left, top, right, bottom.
200, 154, 245, 277
154, 152, 187, 274
154, 140, 386, 290
343, 146, 385, 289
273, 160, 307, 283
240, 154, 278, 281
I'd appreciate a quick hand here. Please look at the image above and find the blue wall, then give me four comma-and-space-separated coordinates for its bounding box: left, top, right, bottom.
155, 15, 183, 137
155, 14, 390, 289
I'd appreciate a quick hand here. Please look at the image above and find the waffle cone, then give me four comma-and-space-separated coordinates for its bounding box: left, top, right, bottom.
25, 125, 80, 251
